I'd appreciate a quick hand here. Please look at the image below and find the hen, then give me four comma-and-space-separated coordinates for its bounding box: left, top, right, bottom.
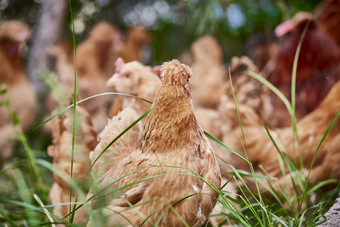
76, 22, 123, 132
107, 57, 224, 141
0, 20, 36, 161
48, 22, 121, 133
316, 0, 340, 47
244, 32, 278, 77
88, 59, 221, 226
219, 57, 340, 202
45, 41, 74, 113
189, 36, 226, 109
270, 12, 340, 126
118, 25, 150, 63
217, 56, 272, 175
76, 22, 122, 80
106, 57, 161, 118
48, 102, 97, 225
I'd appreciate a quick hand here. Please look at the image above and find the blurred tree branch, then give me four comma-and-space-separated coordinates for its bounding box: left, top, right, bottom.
27, 0, 68, 95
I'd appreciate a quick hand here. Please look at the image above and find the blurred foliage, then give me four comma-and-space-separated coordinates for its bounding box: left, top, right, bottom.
0, 0, 322, 62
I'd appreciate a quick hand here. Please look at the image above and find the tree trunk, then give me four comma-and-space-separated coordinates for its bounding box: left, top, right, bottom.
27, 0, 68, 95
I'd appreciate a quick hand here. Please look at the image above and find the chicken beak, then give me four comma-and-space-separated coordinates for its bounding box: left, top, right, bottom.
106, 73, 119, 87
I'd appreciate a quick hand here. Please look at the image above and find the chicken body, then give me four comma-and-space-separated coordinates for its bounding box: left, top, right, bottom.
190, 36, 226, 109
273, 80, 340, 184
0, 21, 36, 161
316, 0, 340, 47
48, 104, 97, 225
48, 22, 122, 133
218, 57, 340, 199
76, 22, 122, 132
89, 59, 221, 226
217, 56, 272, 175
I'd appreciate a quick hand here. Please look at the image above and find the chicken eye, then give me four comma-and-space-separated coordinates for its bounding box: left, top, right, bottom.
125, 73, 132, 78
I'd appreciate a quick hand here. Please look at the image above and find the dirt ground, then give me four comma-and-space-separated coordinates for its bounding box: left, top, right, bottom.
320, 193, 340, 226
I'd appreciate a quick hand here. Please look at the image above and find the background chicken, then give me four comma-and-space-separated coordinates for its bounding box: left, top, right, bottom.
47, 22, 122, 133
106, 57, 161, 118
244, 33, 278, 77
76, 22, 123, 132
0, 20, 37, 162
316, 0, 340, 47
48, 102, 97, 225
218, 56, 340, 201
118, 25, 151, 63
107, 57, 224, 141
88, 59, 221, 226
217, 56, 272, 176
269, 12, 340, 127
76, 22, 122, 80
44, 41, 74, 112
189, 36, 226, 109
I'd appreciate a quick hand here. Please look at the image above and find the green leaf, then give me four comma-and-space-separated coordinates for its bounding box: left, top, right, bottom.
11, 110, 20, 125
0, 84, 7, 94
0, 206, 16, 226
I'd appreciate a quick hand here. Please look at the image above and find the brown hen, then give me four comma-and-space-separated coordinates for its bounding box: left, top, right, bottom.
218, 57, 340, 202
190, 36, 226, 109
106, 57, 161, 118
270, 12, 340, 126
217, 56, 272, 175
316, 0, 340, 47
107, 57, 224, 142
48, 103, 97, 225
88, 59, 221, 226
0, 21, 36, 161
48, 22, 121, 133
118, 25, 150, 63
76, 22, 123, 132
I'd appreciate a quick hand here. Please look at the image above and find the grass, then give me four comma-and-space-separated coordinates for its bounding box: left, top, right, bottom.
0, 6, 339, 227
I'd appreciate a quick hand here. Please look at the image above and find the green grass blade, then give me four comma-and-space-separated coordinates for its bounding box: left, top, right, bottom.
12, 169, 38, 226
204, 131, 251, 165
308, 179, 338, 195
263, 125, 300, 209
301, 110, 340, 213
69, 0, 78, 223
85, 106, 155, 179
32, 92, 152, 131
227, 69, 268, 220
33, 194, 56, 227
0, 206, 16, 226
291, 23, 309, 184
248, 71, 292, 113
35, 159, 94, 220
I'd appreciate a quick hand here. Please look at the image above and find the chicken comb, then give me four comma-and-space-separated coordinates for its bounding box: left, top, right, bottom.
160, 59, 192, 86
275, 12, 313, 37
114, 57, 125, 73
275, 20, 294, 37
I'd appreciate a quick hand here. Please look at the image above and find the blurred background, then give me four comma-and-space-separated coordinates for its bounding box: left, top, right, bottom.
0, 0, 328, 169
0, 0, 321, 63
